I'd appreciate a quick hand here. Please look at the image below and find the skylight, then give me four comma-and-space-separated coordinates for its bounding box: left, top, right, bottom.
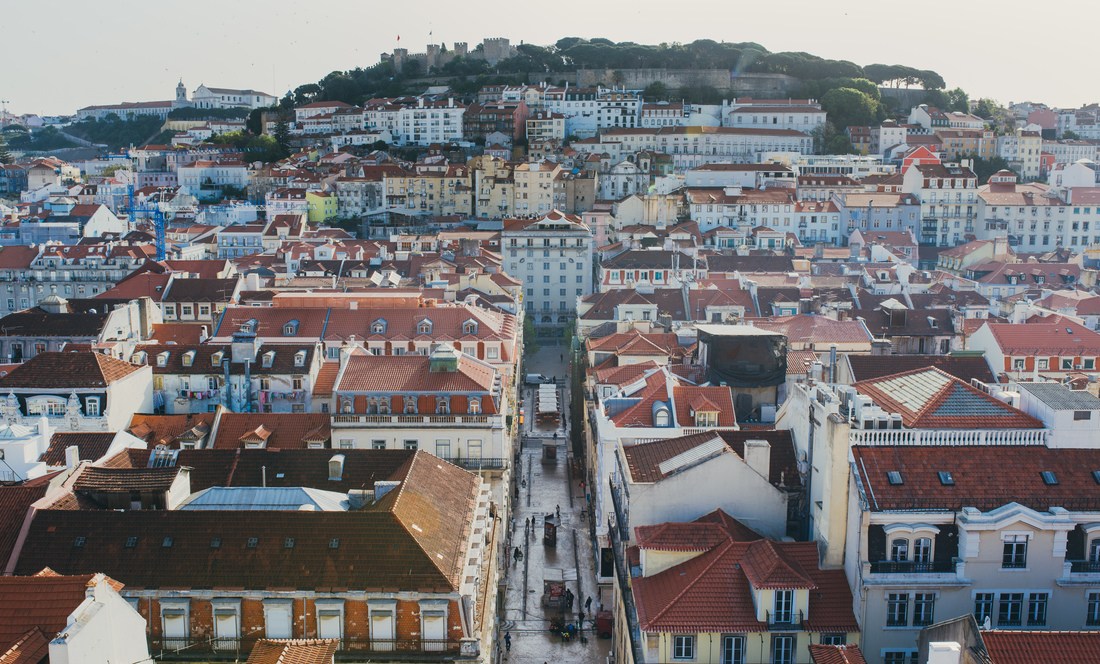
938, 471, 955, 486
162, 536, 174, 548
887, 471, 904, 486
329, 538, 340, 549
125, 536, 138, 548
210, 537, 221, 549
1041, 471, 1059, 485
284, 538, 295, 549
246, 537, 259, 548
1093, 470, 1100, 485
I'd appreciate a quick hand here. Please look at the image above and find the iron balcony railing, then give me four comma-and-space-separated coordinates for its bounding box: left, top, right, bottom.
870, 560, 956, 574
1070, 560, 1100, 573
151, 636, 471, 661
765, 610, 804, 630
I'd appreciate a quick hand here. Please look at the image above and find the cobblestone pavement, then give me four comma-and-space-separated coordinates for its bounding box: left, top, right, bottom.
496, 343, 611, 664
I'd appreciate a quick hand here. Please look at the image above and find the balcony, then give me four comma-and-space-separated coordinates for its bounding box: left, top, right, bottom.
849, 428, 1047, 447
439, 457, 506, 471
331, 414, 495, 427
870, 560, 956, 574
150, 636, 477, 661
765, 610, 804, 631
1069, 560, 1100, 573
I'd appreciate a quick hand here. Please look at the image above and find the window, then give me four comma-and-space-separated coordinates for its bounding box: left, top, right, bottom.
371, 439, 386, 450
771, 635, 794, 664
162, 603, 189, 649
913, 593, 936, 626
773, 590, 793, 624
721, 635, 745, 664
890, 538, 909, 562
1088, 592, 1100, 626
404, 439, 418, 451
469, 398, 481, 414
914, 537, 932, 564
654, 407, 670, 427
1090, 538, 1100, 563
1003, 535, 1028, 568
263, 600, 293, 639
1041, 471, 1058, 485
883, 652, 915, 664
673, 635, 695, 660
974, 593, 994, 626
886, 593, 908, 626
85, 397, 100, 417
125, 536, 138, 548
246, 537, 259, 548
1027, 592, 1048, 626
820, 634, 846, 646
316, 601, 343, 640
1076, 411, 1093, 421
887, 471, 904, 485
938, 471, 955, 486
998, 593, 1024, 626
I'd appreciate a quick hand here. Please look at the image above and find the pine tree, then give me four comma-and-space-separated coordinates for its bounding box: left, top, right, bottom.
272, 115, 291, 158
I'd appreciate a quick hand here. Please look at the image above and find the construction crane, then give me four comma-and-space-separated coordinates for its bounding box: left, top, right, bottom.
127, 184, 167, 261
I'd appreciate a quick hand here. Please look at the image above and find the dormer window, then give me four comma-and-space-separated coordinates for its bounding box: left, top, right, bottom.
417, 319, 433, 335
654, 406, 670, 427
404, 395, 417, 414
463, 320, 478, 335
378, 398, 390, 414
262, 351, 275, 368
469, 397, 481, 414
241, 319, 258, 333
694, 410, 718, 427
211, 351, 224, 367
131, 351, 147, 365
339, 397, 353, 414
436, 397, 450, 414
283, 320, 299, 336
370, 318, 388, 335
294, 350, 306, 367
157, 352, 169, 367
182, 350, 196, 367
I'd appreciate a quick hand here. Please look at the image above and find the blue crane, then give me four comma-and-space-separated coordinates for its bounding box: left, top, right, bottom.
127, 184, 167, 261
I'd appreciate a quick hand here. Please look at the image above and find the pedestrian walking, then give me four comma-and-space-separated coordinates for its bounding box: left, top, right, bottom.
578, 610, 585, 634
584, 596, 592, 611
513, 547, 522, 566
504, 632, 511, 652
556, 504, 561, 519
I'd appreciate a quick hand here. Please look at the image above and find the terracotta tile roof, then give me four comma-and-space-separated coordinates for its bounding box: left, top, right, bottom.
0, 352, 142, 389
127, 413, 215, 448
15, 452, 479, 592
787, 350, 820, 375
312, 362, 339, 397
213, 307, 329, 339
246, 639, 339, 664
323, 305, 514, 344
622, 429, 798, 487
136, 343, 316, 376
592, 360, 659, 387
740, 539, 816, 589
211, 413, 331, 450
72, 466, 180, 493
147, 323, 206, 345
809, 645, 868, 664
0, 573, 99, 653
0, 311, 110, 338
0, 479, 54, 572
633, 535, 856, 633
846, 355, 994, 384
96, 272, 171, 301
672, 385, 736, 427
752, 315, 872, 346
635, 514, 761, 551
39, 433, 116, 466
852, 445, 1100, 512
854, 366, 1043, 429
336, 354, 497, 394
0, 627, 50, 664
587, 330, 683, 357
162, 277, 239, 303
982, 630, 1100, 664
985, 320, 1100, 356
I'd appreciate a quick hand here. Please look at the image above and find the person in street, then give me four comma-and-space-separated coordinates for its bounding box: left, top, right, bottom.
584, 595, 592, 611
513, 547, 522, 566
556, 504, 561, 519
578, 610, 585, 634
504, 632, 511, 652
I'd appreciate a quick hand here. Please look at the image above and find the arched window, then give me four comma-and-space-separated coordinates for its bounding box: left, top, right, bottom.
469, 398, 481, 414
378, 398, 390, 414
436, 397, 450, 414
403, 396, 417, 414
367, 397, 378, 414
340, 398, 353, 414
654, 407, 670, 427
371, 319, 387, 335
890, 538, 909, 562
417, 319, 433, 335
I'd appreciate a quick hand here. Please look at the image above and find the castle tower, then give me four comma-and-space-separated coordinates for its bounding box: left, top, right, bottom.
454, 42, 468, 58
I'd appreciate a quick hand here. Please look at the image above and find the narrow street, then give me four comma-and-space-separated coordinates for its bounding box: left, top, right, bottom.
497, 343, 610, 664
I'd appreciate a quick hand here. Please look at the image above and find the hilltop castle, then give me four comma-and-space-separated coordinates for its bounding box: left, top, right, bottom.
382, 37, 518, 72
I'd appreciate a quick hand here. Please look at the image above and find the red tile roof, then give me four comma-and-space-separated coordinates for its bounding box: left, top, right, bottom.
633, 533, 856, 633
0, 478, 55, 573
0, 352, 142, 389
635, 509, 762, 550
622, 430, 798, 487
984, 320, 1100, 356
982, 630, 1100, 664
846, 355, 994, 384
852, 445, 1100, 512
73, 466, 180, 492
127, 413, 215, 448
0, 573, 100, 653
0, 627, 50, 664
211, 413, 331, 450
853, 367, 1043, 429
740, 539, 816, 589
336, 354, 497, 394
39, 433, 116, 466
809, 645, 868, 664
246, 639, 339, 664
15, 452, 479, 592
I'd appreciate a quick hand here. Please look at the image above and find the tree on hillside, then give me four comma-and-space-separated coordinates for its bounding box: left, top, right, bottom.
643, 81, 671, 101
0, 133, 12, 165
923, 87, 969, 113
273, 115, 291, 156
821, 87, 880, 128
966, 155, 1014, 184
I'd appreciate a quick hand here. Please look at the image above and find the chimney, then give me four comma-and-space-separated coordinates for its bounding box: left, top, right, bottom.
64, 445, 80, 471
742, 438, 771, 481
927, 642, 962, 664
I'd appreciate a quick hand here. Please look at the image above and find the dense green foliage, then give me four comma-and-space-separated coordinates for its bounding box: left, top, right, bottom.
5, 126, 78, 151
66, 115, 165, 149
280, 38, 947, 110
205, 130, 288, 163
0, 132, 13, 164
965, 155, 1015, 184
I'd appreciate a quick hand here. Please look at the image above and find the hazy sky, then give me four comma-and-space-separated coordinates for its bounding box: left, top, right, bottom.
4, 0, 1097, 116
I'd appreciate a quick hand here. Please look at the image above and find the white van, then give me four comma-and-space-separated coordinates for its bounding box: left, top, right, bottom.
524, 373, 551, 385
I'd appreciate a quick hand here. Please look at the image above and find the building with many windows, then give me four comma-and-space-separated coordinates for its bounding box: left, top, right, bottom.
502, 210, 594, 326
